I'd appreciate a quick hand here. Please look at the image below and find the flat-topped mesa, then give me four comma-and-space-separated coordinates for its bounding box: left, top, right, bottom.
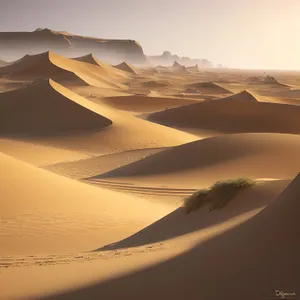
0, 29, 146, 64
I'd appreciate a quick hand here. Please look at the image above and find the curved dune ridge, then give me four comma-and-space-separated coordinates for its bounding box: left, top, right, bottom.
51, 173, 300, 300
0, 152, 171, 255
147, 91, 300, 134
220, 89, 259, 102
0, 79, 112, 135
0, 51, 125, 88
185, 81, 233, 94
114, 62, 137, 74
92, 133, 300, 186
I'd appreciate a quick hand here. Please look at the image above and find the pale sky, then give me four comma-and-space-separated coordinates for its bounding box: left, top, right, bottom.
0, 0, 299, 69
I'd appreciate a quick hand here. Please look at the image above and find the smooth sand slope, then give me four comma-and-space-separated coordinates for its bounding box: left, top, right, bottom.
148, 91, 300, 134
42, 173, 300, 300
0, 152, 172, 255
0, 51, 125, 88
101, 94, 198, 113
0, 79, 112, 135
91, 133, 300, 187
0, 138, 89, 166
114, 62, 137, 74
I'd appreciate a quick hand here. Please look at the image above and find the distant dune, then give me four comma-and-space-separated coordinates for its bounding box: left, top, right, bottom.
185, 81, 233, 94
114, 62, 137, 74
147, 91, 300, 134
0, 79, 112, 135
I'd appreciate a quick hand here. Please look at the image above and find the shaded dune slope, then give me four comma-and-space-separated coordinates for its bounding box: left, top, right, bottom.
47, 173, 300, 300
148, 91, 300, 134
92, 133, 300, 185
0, 79, 112, 135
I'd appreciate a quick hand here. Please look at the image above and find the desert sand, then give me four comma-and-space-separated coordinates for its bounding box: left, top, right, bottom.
0, 45, 299, 300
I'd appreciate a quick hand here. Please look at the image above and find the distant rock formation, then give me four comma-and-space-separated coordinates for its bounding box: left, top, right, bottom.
172, 61, 186, 71
148, 51, 213, 68
0, 28, 146, 64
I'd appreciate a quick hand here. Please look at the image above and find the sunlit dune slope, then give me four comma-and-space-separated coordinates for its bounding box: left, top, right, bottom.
0, 152, 171, 255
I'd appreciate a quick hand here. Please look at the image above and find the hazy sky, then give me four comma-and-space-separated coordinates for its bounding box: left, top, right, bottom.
0, 0, 299, 69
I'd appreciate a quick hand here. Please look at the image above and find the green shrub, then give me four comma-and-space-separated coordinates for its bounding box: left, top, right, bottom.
184, 178, 255, 214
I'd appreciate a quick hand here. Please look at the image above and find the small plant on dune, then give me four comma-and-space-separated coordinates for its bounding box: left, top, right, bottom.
184, 188, 210, 214
184, 178, 255, 214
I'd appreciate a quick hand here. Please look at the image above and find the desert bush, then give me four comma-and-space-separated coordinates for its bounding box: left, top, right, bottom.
184, 178, 255, 214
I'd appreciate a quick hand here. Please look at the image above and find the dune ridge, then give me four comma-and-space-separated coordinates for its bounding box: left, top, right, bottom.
147, 91, 300, 134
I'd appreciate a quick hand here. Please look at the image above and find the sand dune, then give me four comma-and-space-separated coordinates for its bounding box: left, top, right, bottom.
0, 152, 172, 255
100, 179, 289, 250
91, 133, 300, 187
0, 79, 112, 135
148, 92, 300, 134
74, 54, 129, 79
114, 62, 137, 74
44, 173, 300, 300
185, 81, 233, 94
0, 51, 125, 88
19, 91, 197, 156
101, 94, 198, 113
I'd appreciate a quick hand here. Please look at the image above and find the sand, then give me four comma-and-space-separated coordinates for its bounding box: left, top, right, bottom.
1, 47, 300, 300
148, 91, 300, 135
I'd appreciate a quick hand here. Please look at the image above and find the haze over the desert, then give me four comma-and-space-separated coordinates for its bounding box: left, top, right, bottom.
0, 1, 299, 300
1, 0, 300, 69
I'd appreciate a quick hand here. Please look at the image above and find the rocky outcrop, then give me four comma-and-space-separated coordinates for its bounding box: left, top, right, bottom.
148, 51, 213, 67
0, 28, 146, 64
